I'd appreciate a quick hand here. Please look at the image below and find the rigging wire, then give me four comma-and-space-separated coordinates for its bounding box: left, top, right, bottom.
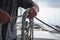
35, 17, 60, 32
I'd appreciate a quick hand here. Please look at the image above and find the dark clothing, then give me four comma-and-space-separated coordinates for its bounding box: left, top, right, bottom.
17, 0, 33, 8
0, 0, 33, 15
0, 0, 33, 9
0, 0, 33, 40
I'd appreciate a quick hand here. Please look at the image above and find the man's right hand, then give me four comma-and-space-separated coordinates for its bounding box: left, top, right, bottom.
0, 9, 12, 24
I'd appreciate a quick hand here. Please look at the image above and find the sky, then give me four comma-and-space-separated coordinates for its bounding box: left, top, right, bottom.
33, 0, 60, 8
33, 0, 60, 25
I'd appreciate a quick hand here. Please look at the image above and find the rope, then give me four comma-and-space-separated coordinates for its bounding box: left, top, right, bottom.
21, 9, 34, 40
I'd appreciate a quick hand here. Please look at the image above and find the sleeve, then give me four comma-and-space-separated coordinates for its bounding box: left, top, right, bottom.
17, 0, 33, 9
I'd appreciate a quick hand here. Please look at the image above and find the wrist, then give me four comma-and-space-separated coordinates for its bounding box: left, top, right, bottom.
31, 2, 39, 13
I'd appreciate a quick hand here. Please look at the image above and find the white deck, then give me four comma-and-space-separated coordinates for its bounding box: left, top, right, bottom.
17, 30, 60, 40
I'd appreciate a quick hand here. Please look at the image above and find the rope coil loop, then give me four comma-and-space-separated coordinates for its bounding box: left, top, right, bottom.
21, 9, 34, 40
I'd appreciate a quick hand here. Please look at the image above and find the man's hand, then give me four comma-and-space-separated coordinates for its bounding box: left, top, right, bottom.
27, 7, 37, 19
27, 2, 39, 19
0, 9, 12, 24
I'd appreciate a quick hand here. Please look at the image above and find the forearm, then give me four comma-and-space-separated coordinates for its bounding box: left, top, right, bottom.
31, 2, 39, 13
